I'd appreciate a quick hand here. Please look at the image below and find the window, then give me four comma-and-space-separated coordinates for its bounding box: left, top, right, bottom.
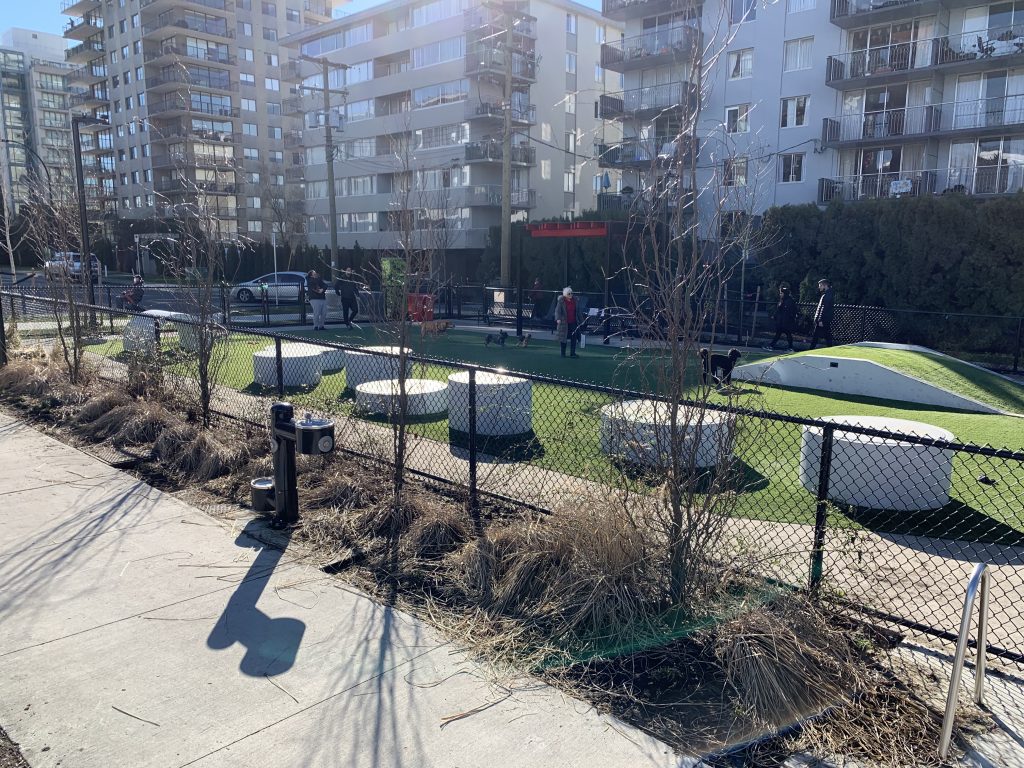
728, 48, 753, 79
726, 104, 750, 133
249, 221, 263, 233
731, 0, 756, 23
243, 123, 258, 136
412, 79, 469, 108
121, 45, 128, 59
286, 8, 300, 22
144, 170, 151, 182
125, 95, 133, 109
779, 153, 804, 182
566, 53, 577, 73
564, 170, 575, 192
262, 1, 277, 14
787, 0, 815, 10
346, 98, 374, 121
129, 146, 138, 159
240, 72, 256, 85
238, 21, 253, 36
723, 158, 748, 186
119, 19, 126, 33
540, 159, 551, 179
267, 101, 281, 115
596, 25, 605, 43
410, 0, 465, 27
241, 97, 257, 111
111, 75, 120, 88
131, 13, 139, 27
244, 147, 259, 160
269, 150, 283, 162
414, 122, 469, 149
565, 131, 576, 153
783, 37, 813, 71
566, 13, 577, 33
565, 93, 576, 114
136, 66, 143, 80
248, 196, 262, 209
266, 53, 279, 66
265, 77, 280, 91
412, 36, 465, 68
780, 96, 808, 127
263, 28, 278, 42
131, 171, 139, 184
123, 70, 131, 84
240, 47, 254, 62
142, 144, 150, 157
139, 92, 146, 106
595, 64, 603, 82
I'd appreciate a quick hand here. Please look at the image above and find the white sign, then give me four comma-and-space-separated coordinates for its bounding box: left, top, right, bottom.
890, 178, 913, 195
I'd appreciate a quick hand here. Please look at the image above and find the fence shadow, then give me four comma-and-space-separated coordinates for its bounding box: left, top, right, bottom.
841, 501, 1024, 550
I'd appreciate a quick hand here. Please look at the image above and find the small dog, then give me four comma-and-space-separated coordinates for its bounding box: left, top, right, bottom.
485, 330, 508, 347
420, 319, 452, 339
517, 334, 532, 348
700, 348, 742, 386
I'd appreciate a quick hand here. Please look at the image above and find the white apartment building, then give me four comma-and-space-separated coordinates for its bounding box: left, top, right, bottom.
60, 0, 335, 237
283, 0, 621, 267
599, 0, 1024, 221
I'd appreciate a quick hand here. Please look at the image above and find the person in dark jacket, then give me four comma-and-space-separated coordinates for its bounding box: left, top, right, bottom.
334, 267, 360, 327
306, 269, 329, 330
809, 278, 834, 349
765, 285, 797, 351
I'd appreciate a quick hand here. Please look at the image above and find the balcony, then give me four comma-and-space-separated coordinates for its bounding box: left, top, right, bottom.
826, 26, 1024, 88
144, 44, 236, 66
599, 82, 695, 120
602, 0, 685, 22
155, 179, 238, 195
817, 164, 1024, 203
61, 0, 101, 14
148, 98, 239, 119
149, 122, 236, 143
465, 101, 537, 126
67, 65, 107, 85
596, 189, 694, 214
464, 7, 536, 39
142, 17, 233, 42
600, 25, 701, 72
465, 48, 537, 83
63, 17, 103, 41
463, 185, 536, 209
152, 150, 237, 169
68, 88, 110, 109
597, 135, 698, 168
141, 0, 232, 12
303, 0, 331, 21
65, 41, 105, 65
829, 0, 946, 29
463, 140, 536, 165
147, 71, 237, 94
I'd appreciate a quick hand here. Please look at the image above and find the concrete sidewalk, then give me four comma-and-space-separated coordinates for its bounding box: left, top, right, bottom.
0, 413, 684, 768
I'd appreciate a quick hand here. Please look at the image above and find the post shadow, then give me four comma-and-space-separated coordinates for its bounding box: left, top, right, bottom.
206, 519, 306, 677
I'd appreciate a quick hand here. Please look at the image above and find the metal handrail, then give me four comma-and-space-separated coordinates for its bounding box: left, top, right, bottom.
939, 562, 990, 759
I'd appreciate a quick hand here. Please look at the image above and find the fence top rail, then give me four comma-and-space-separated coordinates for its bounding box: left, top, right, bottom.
6, 289, 1024, 462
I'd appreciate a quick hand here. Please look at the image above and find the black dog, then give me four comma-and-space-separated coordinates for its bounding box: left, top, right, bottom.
485, 330, 508, 347
700, 348, 741, 386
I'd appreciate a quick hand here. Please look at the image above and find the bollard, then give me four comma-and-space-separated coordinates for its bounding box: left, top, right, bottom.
809, 425, 835, 592
468, 368, 479, 525
275, 337, 284, 399
0, 292, 7, 367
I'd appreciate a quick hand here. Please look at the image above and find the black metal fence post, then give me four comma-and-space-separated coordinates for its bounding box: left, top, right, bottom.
299, 285, 307, 326
1014, 316, 1023, 373
468, 368, 479, 527
809, 425, 835, 592
859, 306, 868, 342
275, 337, 285, 399
220, 284, 229, 325
0, 291, 7, 367
106, 286, 112, 308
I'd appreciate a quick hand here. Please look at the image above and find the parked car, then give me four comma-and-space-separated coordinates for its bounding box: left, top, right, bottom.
231, 271, 307, 303
43, 252, 100, 283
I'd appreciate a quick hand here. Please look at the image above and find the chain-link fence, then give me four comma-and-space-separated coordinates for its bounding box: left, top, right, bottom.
3, 289, 1024, 667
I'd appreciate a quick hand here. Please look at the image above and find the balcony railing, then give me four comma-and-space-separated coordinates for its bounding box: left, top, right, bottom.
465, 48, 537, 81
464, 8, 536, 38
148, 71, 237, 92
148, 98, 239, 118
155, 179, 238, 194
463, 185, 536, 208
822, 94, 1024, 144
65, 41, 105, 63
600, 25, 701, 71
602, 0, 680, 21
63, 16, 103, 39
303, 0, 331, 17
826, 25, 1024, 85
599, 83, 694, 120
464, 140, 536, 165
465, 101, 537, 125
141, 0, 231, 10
830, 0, 931, 24
142, 16, 233, 39
818, 164, 1024, 203
68, 89, 110, 108
597, 135, 698, 167
144, 44, 236, 65
61, 0, 100, 12
597, 189, 694, 213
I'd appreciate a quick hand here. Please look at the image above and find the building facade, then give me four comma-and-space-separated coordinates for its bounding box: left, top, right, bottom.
60, 0, 335, 238
598, 0, 1024, 222
282, 0, 621, 263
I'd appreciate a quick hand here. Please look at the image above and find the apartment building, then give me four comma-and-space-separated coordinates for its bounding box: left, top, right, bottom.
282, 0, 621, 266
0, 30, 76, 215
60, 0, 335, 237
599, 0, 1024, 221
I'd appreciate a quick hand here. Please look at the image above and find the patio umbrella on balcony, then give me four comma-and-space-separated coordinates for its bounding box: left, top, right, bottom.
602, 172, 611, 190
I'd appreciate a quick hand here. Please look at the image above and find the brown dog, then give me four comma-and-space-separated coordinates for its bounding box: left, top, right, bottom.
420, 319, 453, 339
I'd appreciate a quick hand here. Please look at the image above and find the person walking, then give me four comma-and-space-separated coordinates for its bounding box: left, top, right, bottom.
555, 286, 581, 358
809, 278, 834, 350
765, 285, 797, 351
306, 269, 329, 331
334, 267, 360, 327
529, 277, 545, 324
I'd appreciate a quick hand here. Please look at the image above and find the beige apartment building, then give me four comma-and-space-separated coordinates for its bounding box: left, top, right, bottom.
61, 0, 335, 238
282, 0, 621, 268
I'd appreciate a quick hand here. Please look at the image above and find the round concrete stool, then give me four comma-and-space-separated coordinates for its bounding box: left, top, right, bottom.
344, 346, 412, 391
599, 399, 734, 469
800, 415, 955, 511
253, 343, 323, 388
316, 345, 346, 371
355, 378, 448, 418
448, 371, 532, 436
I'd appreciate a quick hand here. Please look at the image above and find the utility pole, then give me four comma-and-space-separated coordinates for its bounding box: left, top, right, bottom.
298, 56, 348, 281
500, 2, 513, 288
72, 114, 108, 309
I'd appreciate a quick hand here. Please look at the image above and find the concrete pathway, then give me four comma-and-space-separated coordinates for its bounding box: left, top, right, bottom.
0, 413, 686, 768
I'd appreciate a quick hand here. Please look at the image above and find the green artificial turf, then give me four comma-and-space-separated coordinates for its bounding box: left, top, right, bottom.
81, 327, 1024, 542
776, 344, 1024, 415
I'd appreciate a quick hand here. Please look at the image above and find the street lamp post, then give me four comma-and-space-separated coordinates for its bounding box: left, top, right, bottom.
72, 114, 108, 308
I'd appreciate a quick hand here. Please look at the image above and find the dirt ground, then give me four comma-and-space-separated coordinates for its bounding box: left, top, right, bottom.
0, 724, 30, 768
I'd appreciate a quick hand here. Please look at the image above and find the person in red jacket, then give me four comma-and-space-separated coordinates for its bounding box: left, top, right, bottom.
555, 286, 581, 358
